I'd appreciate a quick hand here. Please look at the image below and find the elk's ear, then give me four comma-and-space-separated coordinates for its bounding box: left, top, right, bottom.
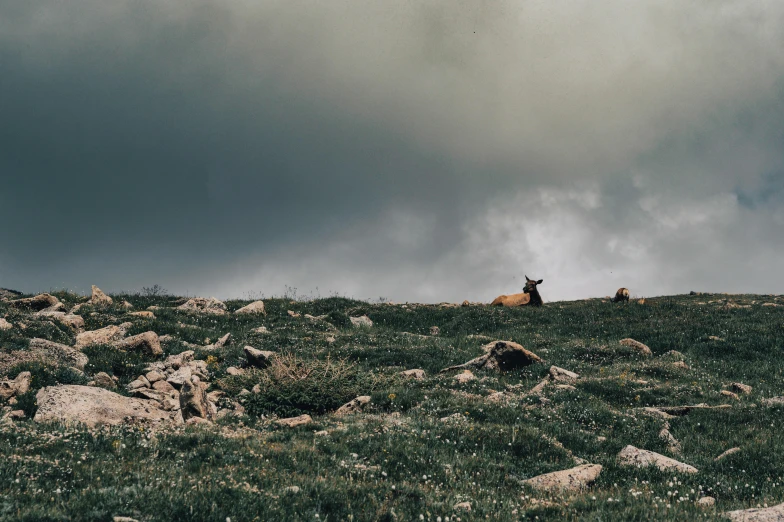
536, 279, 543, 285
525, 275, 530, 281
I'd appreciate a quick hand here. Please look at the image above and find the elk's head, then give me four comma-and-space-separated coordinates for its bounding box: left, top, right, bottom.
524, 276, 543, 293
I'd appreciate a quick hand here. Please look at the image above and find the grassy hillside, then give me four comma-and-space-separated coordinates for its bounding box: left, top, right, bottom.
1, 291, 784, 521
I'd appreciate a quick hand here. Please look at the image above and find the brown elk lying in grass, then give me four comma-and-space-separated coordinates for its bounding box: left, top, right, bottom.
491, 276, 543, 307
611, 287, 630, 303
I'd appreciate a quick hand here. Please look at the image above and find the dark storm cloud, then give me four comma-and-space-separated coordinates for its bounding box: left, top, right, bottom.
2, 1, 784, 300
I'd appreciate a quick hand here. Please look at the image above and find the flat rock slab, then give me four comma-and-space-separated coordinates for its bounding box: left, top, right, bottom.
725, 502, 784, 521
523, 464, 602, 492
34, 385, 176, 427
617, 445, 698, 473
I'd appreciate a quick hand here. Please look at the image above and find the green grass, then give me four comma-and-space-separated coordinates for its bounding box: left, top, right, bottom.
1, 291, 784, 520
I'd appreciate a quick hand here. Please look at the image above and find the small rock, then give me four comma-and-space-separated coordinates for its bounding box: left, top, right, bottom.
522, 464, 603, 492
204, 333, 232, 350
453, 502, 471, 511
725, 502, 784, 521
235, 300, 267, 315
761, 397, 784, 407
163, 350, 194, 370
350, 315, 373, 328
284, 486, 301, 494
180, 377, 213, 421
0, 318, 12, 330
7, 410, 25, 420
114, 332, 162, 356
554, 384, 577, 391
672, 361, 689, 369
226, 367, 245, 376
549, 366, 579, 382
252, 326, 271, 334
400, 369, 426, 380
715, 447, 741, 461
129, 311, 155, 319
127, 379, 149, 391
659, 428, 682, 453
176, 297, 228, 315
596, 436, 607, 442
442, 340, 543, 374
696, 496, 716, 508
708, 335, 725, 341
152, 380, 177, 394
0, 372, 32, 399
166, 367, 193, 389
145, 370, 165, 383
454, 370, 475, 384
92, 372, 117, 389
121, 301, 133, 309
662, 350, 685, 360
113, 516, 139, 522
430, 326, 440, 336
721, 390, 740, 400
617, 445, 697, 473
619, 338, 653, 356
244, 346, 275, 369
276, 414, 312, 428
287, 310, 301, 318
335, 396, 371, 415
731, 382, 753, 395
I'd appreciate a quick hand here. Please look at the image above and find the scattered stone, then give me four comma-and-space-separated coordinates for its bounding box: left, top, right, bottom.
276, 414, 312, 428
9, 293, 60, 311
725, 502, 784, 521
762, 302, 780, 307
204, 333, 232, 350
0, 371, 31, 399
617, 445, 697, 473
287, 310, 301, 318
113, 516, 140, 522
163, 350, 194, 370
400, 369, 426, 380
454, 370, 475, 384
350, 315, 373, 328
90, 285, 113, 307
145, 370, 165, 383
235, 300, 267, 315
180, 377, 213, 421
659, 428, 682, 453
127, 378, 149, 391
93, 372, 117, 389
0, 318, 11, 330
252, 326, 270, 334
715, 447, 741, 461
554, 384, 577, 391
166, 367, 192, 389
522, 464, 603, 492
176, 297, 228, 315
129, 311, 155, 319
244, 346, 275, 369
226, 367, 245, 376
708, 335, 725, 341
721, 390, 740, 400
527, 377, 551, 395
152, 380, 176, 394
697, 497, 716, 507
596, 436, 607, 442
549, 366, 579, 382
441, 340, 543, 373
114, 332, 162, 356
430, 326, 440, 336
76, 325, 127, 348
335, 396, 371, 415
731, 382, 753, 395
453, 502, 471, 511
619, 338, 653, 356
28, 338, 89, 370
34, 385, 175, 427
7, 410, 25, 420
284, 486, 301, 494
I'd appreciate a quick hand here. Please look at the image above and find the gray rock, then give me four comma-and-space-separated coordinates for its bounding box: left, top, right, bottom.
522, 464, 602, 492
617, 445, 697, 473
114, 332, 162, 356
335, 396, 371, 416
276, 414, 312, 428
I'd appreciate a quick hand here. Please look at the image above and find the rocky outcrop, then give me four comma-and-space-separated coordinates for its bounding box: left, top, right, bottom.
724, 502, 784, 521
234, 301, 266, 315
522, 464, 602, 492
28, 338, 88, 370
34, 385, 176, 427
176, 297, 228, 315
114, 332, 162, 356
441, 341, 543, 373
617, 445, 697, 473
335, 396, 371, 415
244, 346, 275, 368
9, 293, 60, 311
76, 325, 128, 349
90, 286, 113, 307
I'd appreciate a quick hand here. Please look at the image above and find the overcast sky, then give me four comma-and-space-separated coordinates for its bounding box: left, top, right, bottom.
1, 0, 783, 303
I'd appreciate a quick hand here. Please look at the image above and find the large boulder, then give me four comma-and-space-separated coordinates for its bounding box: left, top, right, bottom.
522, 464, 602, 492
441, 341, 543, 373
234, 301, 266, 315
176, 297, 228, 315
9, 293, 60, 312
34, 385, 176, 427
114, 332, 162, 356
617, 445, 697, 473
28, 338, 89, 370
76, 325, 127, 349
90, 285, 113, 307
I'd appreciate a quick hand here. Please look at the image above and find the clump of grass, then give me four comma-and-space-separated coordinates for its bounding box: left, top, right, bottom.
220, 353, 388, 417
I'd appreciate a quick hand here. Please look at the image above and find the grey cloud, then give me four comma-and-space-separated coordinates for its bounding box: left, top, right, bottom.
1, 0, 784, 299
